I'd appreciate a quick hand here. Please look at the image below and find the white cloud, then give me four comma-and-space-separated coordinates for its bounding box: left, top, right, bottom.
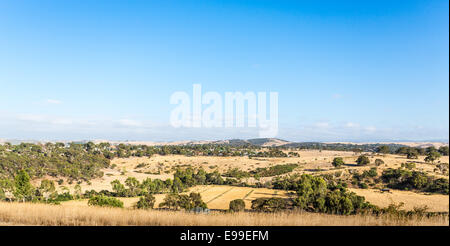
17, 114, 46, 123
345, 122, 360, 128
17, 114, 73, 125
315, 122, 329, 128
50, 119, 73, 125
365, 126, 376, 132
118, 119, 143, 127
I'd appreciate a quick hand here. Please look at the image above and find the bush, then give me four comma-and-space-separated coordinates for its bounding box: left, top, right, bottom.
229, 199, 245, 212
250, 164, 298, 177
332, 157, 344, 168
88, 195, 124, 208
374, 159, 384, 166
356, 155, 370, 166
359, 182, 368, 189
381, 168, 449, 194
135, 193, 156, 209
158, 192, 207, 210
362, 168, 378, 178
251, 197, 289, 212
424, 151, 441, 163
401, 162, 416, 170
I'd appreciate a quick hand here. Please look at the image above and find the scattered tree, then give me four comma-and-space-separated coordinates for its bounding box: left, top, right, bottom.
332, 157, 345, 168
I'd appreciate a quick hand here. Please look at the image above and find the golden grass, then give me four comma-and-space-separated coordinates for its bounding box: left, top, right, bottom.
349, 188, 449, 212
0, 202, 448, 226
43, 150, 448, 193
58, 185, 293, 210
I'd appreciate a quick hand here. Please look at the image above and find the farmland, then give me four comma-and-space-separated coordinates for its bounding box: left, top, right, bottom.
59, 185, 292, 210
0, 141, 449, 226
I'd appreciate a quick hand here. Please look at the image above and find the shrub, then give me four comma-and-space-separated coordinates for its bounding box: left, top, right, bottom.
135, 193, 156, 209
223, 168, 250, 179
88, 195, 123, 208
376, 145, 390, 154
362, 168, 378, 178
359, 182, 368, 189
374, 159, 384, 166
158, 192, 207, 210
401, 162, 416, 170
251, 197, 289, 212
381, 168, 449, 194
438, 146, 449, 156
229, 199, 246, 212
332, 157, 344, 168
424, 151, 441, 163
356, 155, 370, 166
251, 164, 298, 177
406, 150, 419, 159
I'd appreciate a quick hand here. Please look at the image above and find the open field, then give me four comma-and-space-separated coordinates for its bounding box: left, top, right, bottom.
349, 188, 449, 212
0, 202, 447, 226
43, 150, 448, 194
29, 150, 448, 214
57, 185, 449, 212
60, 185, 293, 210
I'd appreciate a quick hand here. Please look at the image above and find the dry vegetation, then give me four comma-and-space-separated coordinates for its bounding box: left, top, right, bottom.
53, 150, 449, 193
41, 150, 448, 214
3, 144, 448, 226
349, 188, 449, 212
0, 201, 447, 226
59, 185, 292, 210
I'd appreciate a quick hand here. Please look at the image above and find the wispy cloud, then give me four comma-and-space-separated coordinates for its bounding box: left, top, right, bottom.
118, 119, 143, 127
17, 114, 72, 125
17, 114, 46, 123
365, 126, 376, 132
314, 122, 330, 128
345, 122, 359, 128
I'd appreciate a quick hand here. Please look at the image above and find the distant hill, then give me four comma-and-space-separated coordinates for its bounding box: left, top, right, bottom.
1, 138, 447, 151
247, 138, 292, 146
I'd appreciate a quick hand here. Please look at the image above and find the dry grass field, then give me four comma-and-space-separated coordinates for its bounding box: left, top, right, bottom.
0, 202, 447, 226
60, 185, 292, 210
349, 188, 449, 212
58, 185, 449, 213
44, 150, 448, 193
30, 150, 448, 214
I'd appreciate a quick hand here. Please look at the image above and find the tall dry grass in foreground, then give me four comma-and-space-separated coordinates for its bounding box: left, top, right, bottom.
0, 202, 448, 226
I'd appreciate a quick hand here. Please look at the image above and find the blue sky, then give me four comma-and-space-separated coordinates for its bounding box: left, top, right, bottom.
0, 0, 448, 142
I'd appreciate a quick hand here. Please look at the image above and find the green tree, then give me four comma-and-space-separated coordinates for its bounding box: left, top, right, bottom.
374, 159, 385, 166
135, 193, 156, 209
189, 192, 207, 209
406, 149, 419, 159
88, 195, 123, 208
229, 199, 245, 212
159, 193, 180, 210
39, 179, 56, 202
125, 177, 140, 195
376, 145, 390, 154
438, 146, 449, 156
332, 157, 344, 168
14, 170, 34, 202
0, 179, 14, 201
424, 151, 441, 163
111, 179, 126, 196
74, 184, 82, 199
356, 155, 370, 166
171, 177, 184, 193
